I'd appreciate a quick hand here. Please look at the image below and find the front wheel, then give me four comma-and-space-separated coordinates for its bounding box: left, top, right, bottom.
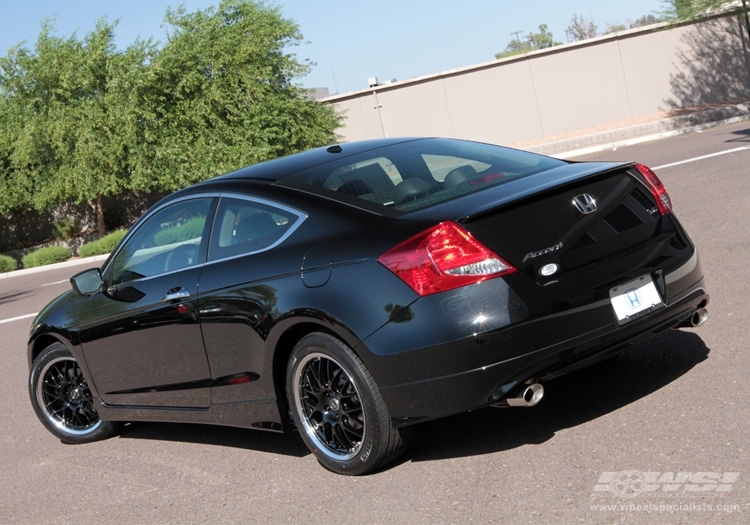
286, 333, 410, 475
29, 342, 119, 444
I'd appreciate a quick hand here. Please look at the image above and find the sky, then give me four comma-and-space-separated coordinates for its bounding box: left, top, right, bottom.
0, 0, 667, 95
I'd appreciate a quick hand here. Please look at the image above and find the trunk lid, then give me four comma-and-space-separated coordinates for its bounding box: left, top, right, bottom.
459, 163, 692, 307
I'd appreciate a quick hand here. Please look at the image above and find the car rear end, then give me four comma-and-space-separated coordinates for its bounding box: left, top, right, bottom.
277, 138, 709, 425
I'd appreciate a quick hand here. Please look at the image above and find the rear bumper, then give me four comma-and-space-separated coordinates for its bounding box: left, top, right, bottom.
369, 255, 708, 427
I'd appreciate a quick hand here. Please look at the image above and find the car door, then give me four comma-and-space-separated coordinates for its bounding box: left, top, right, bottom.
197, 195, 306, 405
78, 196, 216, 408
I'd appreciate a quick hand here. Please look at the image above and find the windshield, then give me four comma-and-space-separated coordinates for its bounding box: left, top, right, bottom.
276, 138, 565, 215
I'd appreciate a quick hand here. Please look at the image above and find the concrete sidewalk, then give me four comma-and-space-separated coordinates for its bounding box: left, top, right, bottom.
514, 101, 750, 158
0, 254, 108, 281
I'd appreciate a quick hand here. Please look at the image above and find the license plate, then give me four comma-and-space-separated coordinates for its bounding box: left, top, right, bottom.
609, 275, 664, 325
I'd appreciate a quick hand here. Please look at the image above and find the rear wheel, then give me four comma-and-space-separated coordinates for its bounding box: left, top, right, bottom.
29, 342, 119, 444
286, 333, 409, 475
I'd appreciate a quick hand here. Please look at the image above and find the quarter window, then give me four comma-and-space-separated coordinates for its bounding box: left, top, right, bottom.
208, 197, 300, 261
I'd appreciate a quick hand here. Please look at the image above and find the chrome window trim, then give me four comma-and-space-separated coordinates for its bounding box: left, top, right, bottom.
205, 193, 308, 264
100, 191, 307, 286
101, 193, 220, 282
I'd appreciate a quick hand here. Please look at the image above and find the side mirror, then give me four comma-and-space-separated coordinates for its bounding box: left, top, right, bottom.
70, 268, 103, 296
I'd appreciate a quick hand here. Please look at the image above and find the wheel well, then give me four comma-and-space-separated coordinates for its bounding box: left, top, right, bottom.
30, 334, 62, 365
272, 322, 340, 430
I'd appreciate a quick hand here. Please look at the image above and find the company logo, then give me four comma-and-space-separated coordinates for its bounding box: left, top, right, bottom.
625, 288, 642, 309
593, 471, 741, 498
573, 193, 597, 215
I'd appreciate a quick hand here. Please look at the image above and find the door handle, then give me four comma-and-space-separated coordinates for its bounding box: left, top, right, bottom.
163, 287, 191, 302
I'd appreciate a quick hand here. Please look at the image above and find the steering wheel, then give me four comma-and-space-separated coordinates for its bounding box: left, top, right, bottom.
164, 244, 200, 272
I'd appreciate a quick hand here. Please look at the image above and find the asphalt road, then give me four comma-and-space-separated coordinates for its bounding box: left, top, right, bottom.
1, 122, 748, 524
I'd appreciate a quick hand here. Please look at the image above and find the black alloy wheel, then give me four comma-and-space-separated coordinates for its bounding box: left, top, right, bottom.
286, 333, 410, 475
29, 342, 119, 444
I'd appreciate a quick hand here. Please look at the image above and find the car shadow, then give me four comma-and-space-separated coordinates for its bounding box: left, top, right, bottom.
405, 329, 709, 464
113, 329, 709, 467
726, 125, 750, 143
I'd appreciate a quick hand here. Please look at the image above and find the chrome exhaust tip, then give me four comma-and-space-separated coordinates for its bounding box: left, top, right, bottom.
690, 307, 708, 327
674, 306, 709, 329
493, 382, 544, 408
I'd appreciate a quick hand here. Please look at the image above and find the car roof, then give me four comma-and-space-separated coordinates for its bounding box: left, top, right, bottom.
211, 138, 424, 183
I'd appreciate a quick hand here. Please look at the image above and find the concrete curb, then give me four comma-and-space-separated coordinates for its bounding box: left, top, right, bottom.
526, 103, 750, 159
0, 254, 109, 280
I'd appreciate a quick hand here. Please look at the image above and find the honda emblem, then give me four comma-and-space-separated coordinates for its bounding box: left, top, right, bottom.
573, 193, 597, 215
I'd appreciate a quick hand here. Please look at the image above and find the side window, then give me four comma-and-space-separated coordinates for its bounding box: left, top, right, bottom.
110, 198, 212, 285
208, 197, 300, 261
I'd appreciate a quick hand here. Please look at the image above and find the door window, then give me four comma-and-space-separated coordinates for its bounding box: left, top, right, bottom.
110, 197, 213, 285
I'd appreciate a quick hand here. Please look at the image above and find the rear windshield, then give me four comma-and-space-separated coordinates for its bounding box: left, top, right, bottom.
277, 138, 565, 215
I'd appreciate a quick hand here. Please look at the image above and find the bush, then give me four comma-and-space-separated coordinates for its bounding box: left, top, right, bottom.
0, 254, 17, 273
53, 217, 79, 240
22, 246, 71, 268
79, 229, 127, 258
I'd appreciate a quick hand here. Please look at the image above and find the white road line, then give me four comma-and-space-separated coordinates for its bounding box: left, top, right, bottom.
0, 312, 37, 325
41, 279, 69, 287
653, 146, 750, 170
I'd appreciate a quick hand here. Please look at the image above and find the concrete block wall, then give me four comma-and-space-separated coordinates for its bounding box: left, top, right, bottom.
325, 12, 750, 145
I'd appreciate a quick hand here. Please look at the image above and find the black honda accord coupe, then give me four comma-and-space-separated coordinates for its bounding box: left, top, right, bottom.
28, 137, 709, 475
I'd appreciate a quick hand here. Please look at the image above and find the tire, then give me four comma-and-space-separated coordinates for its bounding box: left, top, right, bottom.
29, 342, 119, 444
286, 333, 410, 475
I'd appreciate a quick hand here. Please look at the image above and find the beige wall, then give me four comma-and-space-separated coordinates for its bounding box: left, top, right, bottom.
326, 13, 750, 145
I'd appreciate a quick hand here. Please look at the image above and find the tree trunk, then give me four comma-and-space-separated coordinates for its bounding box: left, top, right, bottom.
96, 194, 106, 236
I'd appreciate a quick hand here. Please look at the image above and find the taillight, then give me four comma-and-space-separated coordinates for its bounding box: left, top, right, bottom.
377, 221, 516, 296
634, 163, 672, 215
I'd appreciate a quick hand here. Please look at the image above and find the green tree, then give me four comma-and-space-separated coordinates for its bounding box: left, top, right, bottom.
629, 14, 667, 27
605, 24, 628, 34
0, 0, 342, 236
497, 37, 532, 58
0, 84, 27, 213
129, 0, 342, 192
527, 24, 562, 50
53, 23, 153, 235
0, 24, 69, 216
661, 0, 750, 62
0, 19, 151, 234
496, 24, 562, 58
566, 14, 598, 42
662, 0, 747, 19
